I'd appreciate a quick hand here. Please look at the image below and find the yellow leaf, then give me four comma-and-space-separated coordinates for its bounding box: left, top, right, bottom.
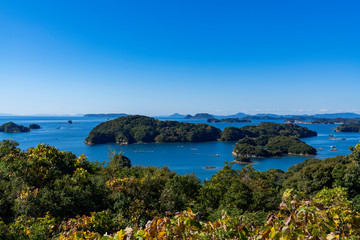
186, 207, 193, 214
269, 227, 276, 239
158, 231, 167, 239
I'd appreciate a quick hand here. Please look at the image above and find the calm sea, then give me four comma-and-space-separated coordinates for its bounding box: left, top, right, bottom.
1, 116, 359, 180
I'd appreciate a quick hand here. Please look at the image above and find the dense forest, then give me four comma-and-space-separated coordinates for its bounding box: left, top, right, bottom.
336, 123, 360, 132
86, 116, 317, 158
1, 139, 360, 239
218, 122, 317, 158
86, 115, 221, 144
0, 122, 30, 133
233, 136, 317, 158
219, 122, 317, 142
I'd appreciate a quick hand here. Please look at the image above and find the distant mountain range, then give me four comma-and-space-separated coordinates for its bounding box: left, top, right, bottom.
312, 113, 360, 119
166, 113, 187, 119
215, 112, 248, 119
82, 112, 360, 120
83, 113, 129, 118
165, 112, 360, 120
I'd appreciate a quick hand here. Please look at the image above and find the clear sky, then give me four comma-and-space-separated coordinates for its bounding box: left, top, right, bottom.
1, 0, 359, 116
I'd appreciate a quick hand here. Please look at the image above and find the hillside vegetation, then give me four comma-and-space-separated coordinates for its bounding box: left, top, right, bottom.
0, 122, 30, 133
86, 116, 317, 158
219, 122, 317, 158
1, 139, 360, 238
86, 115, 221, 144
336, 123, 360, 132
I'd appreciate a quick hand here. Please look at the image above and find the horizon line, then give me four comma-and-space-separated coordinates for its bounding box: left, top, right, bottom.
2, 111, 360, 117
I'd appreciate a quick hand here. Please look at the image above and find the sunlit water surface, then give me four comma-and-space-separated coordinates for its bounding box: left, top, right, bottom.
1, 116, 359, 180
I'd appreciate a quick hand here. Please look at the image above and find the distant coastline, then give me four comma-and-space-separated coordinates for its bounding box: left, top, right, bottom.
82, 112, 360, 120
84, 113, 129, 118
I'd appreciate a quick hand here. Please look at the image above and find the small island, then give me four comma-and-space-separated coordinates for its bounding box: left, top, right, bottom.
184, 113, 216, 119
29, 124, 41, 129
233, 136, 316, 158
233, 156, 251, 164
86, 115, 221, 144
207, 118, 251, 123
219, 122, 317, 142
0, 122, 30, 133
335, 123, 360, 132
218, 122, 317, 158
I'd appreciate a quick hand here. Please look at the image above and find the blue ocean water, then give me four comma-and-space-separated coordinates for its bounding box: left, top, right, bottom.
1, 116, 359, 180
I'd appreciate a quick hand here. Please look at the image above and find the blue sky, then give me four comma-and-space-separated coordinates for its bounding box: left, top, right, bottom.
1, 0, 359, 116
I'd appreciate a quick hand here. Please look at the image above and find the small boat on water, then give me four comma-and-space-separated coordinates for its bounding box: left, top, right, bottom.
329, 134, 334, 137
330, 145, 336, 148
204, 166, 216, 169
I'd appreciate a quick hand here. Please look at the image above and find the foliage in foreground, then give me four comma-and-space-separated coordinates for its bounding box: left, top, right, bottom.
2, 188, 359, 239
1, 139, 360, 239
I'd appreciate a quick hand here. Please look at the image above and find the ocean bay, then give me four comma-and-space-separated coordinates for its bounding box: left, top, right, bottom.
1, 116, 359, 180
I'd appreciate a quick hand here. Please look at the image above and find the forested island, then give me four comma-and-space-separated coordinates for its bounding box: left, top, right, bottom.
86, 116, 317, 159
85, 115, 221, 144
0, 122, 30, 133
184, 113, 215, 119
336, 123, 360, 132
233, 136, 316, 158
222, 122, 318, 158
206, 118, 251, 123
219, 122, 317, 141
0, 139, 360, 239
